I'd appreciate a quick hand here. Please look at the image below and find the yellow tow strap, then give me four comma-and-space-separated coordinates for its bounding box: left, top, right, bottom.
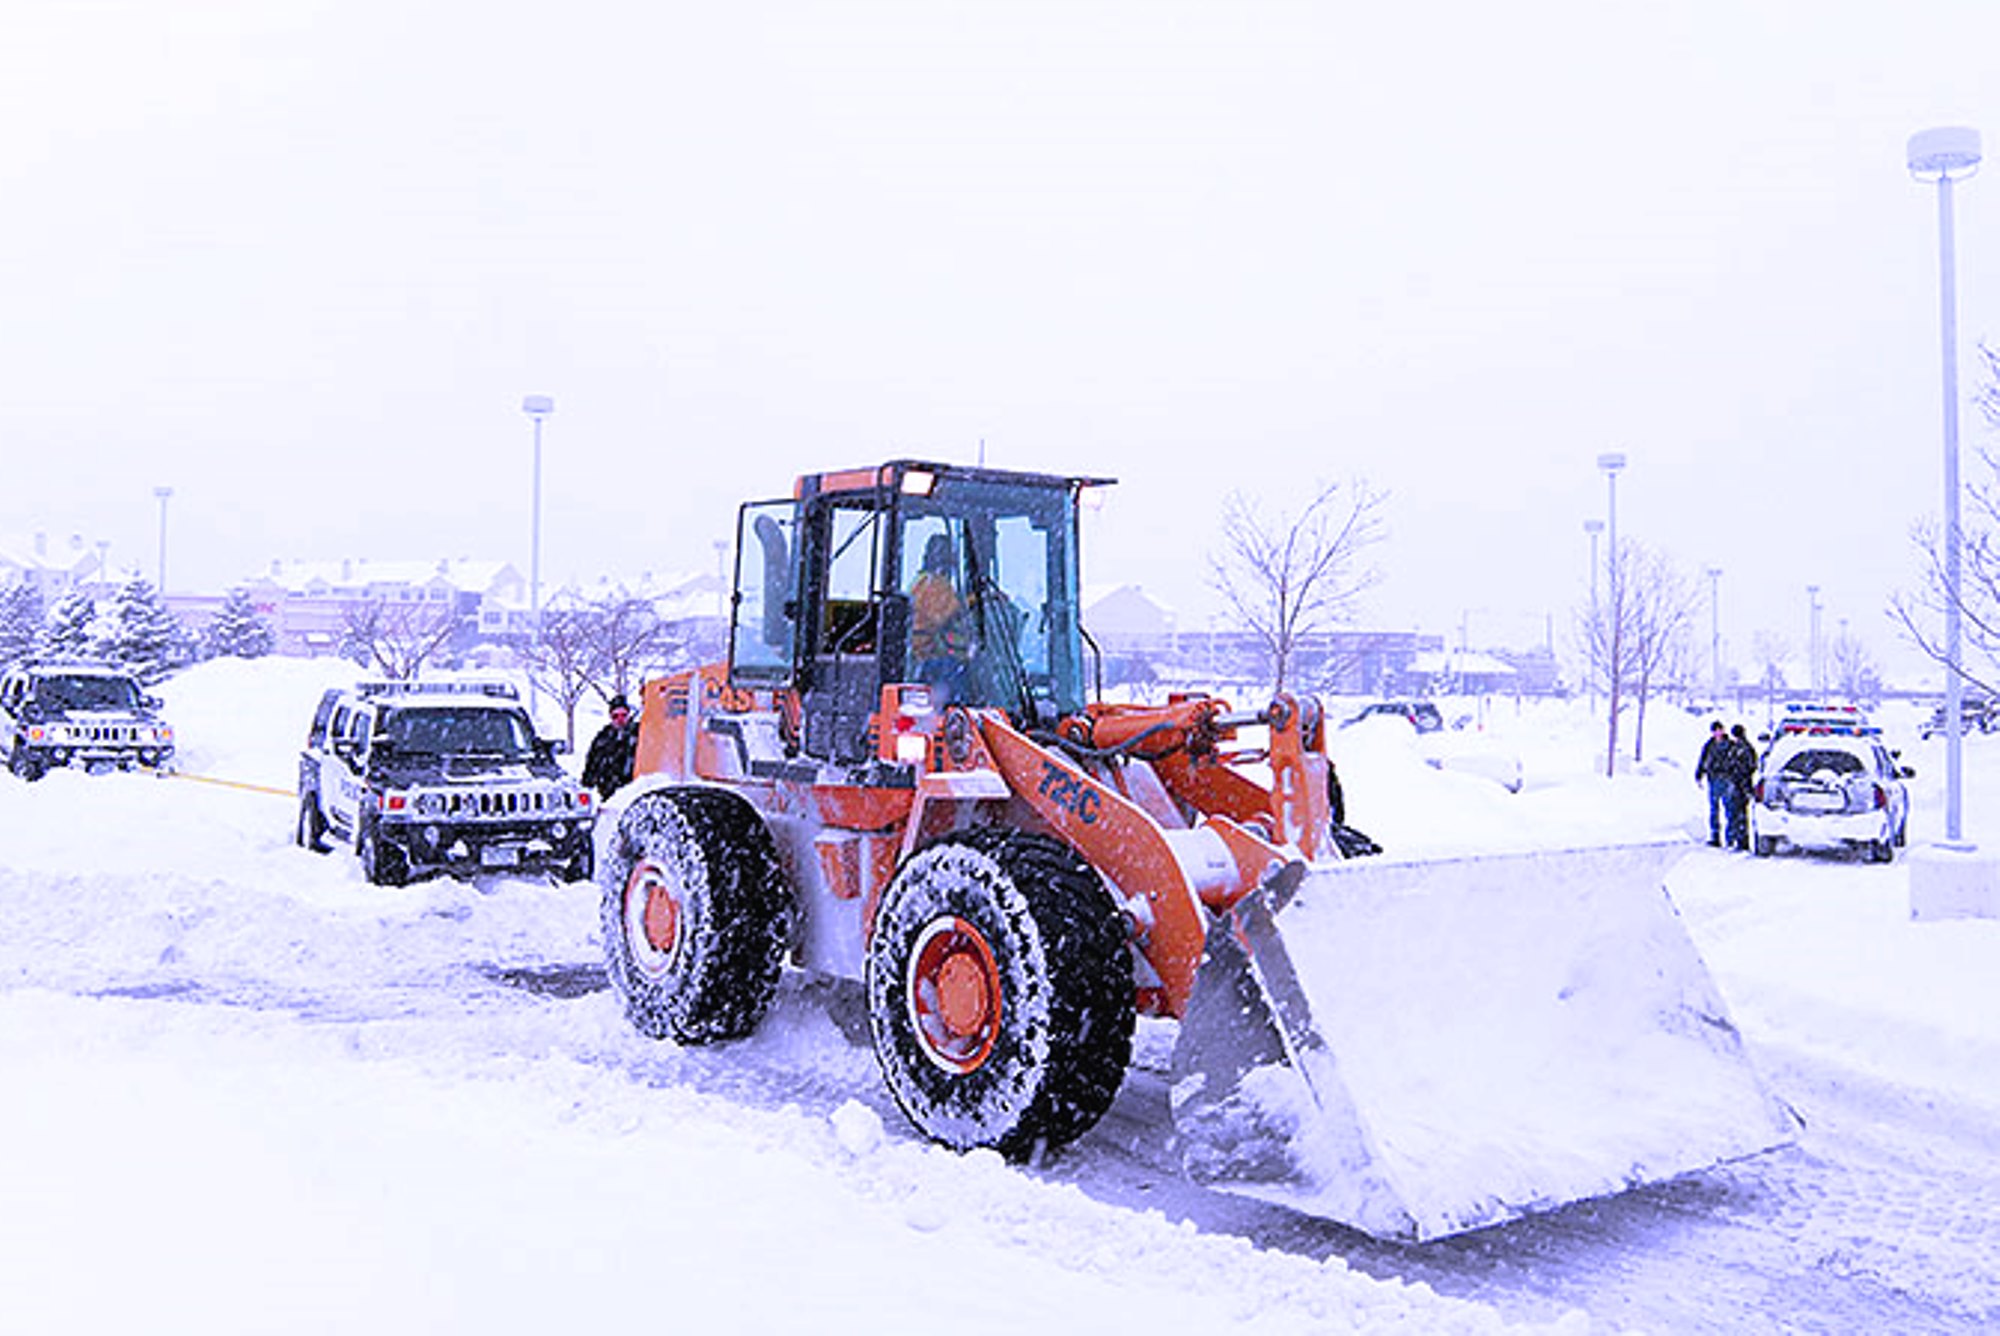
163, 770, 295, 799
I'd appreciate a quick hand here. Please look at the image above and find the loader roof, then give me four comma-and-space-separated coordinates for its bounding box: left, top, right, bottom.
797, 458, 1115, 500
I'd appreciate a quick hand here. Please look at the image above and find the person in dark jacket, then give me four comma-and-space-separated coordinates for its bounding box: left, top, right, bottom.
581, 694, 639, 800
1723, 723, 1759, 851
1694, 721, 1732, 846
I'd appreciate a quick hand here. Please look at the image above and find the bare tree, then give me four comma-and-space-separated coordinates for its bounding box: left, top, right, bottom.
1750, 630, 1791, 711
521, 604, 603, 750
592, 591, 684, 701
339, 598, 460, 680
1209, 478, 1386, 693
1892, 339, 2000, 699
1578, 541, 1697, 768
1622, 545, 1698, 763
1828, 629, 1882, 704
522, 588, 690, 748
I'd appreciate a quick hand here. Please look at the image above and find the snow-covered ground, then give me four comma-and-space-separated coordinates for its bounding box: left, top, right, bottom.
2, 658, 1996, 1333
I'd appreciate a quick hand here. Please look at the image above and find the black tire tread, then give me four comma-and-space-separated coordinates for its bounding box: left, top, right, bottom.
867, 827, 1134, 1161
599, 788, 792, 1045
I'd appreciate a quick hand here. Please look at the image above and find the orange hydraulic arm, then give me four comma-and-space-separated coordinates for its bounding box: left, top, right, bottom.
974, 692, 1337, 1017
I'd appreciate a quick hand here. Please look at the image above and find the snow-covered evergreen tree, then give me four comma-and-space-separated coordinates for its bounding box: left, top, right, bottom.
0, 582, 43, 666
96, 577, 187, 682
204, 587, 277, 659
37, 588, 100, 662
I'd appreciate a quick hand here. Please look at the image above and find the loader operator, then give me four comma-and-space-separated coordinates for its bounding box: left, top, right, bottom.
909, 533, 972, 700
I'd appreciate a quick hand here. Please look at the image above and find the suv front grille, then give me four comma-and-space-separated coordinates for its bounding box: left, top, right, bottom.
405, 786, 582, 821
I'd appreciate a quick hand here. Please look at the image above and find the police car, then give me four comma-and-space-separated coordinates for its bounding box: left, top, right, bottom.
296, 677, 595, 885
1751, 705, 1912, 862
0, 661, 176, 781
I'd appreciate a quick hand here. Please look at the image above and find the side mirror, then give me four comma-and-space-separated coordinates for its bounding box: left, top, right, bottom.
545, 738, 571, 756
144, 695, 164, 711
1901, 765, 1916, 779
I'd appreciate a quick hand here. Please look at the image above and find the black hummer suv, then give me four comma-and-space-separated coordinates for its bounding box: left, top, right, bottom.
296, 678, 596, 886
0, 661, 176, 781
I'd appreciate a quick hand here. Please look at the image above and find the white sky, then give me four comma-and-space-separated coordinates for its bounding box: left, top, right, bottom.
6, 1, 1999, 680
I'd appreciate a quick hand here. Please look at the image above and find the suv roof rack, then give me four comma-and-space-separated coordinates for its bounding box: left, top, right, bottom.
354, 678, 519, 701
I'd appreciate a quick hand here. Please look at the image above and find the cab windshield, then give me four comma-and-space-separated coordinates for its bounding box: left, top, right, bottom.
897, 475, 1085, 718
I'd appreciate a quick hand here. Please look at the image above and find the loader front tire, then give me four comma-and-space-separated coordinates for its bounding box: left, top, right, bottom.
600, 788, 792, 1045
866, 829, 1134, 1162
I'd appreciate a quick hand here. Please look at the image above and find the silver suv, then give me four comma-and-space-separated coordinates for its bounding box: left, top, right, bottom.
0, 662, 176, 781
296, 678, 596, 885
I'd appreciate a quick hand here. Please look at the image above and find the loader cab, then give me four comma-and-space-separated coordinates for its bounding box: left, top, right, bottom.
727, 460, 1107, 765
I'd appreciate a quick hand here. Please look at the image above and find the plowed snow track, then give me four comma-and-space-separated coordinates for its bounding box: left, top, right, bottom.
57, 911, 2000, 1336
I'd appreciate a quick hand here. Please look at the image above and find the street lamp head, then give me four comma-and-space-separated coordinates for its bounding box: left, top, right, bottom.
1595, 451, 1627, 474
153, 486, 173, 501
521, 394, 555, 419
1908, 126, 1981, 182
1583, 519, 1604, 534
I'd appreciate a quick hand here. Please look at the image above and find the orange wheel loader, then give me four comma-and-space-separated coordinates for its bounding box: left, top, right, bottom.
600, 459, 1796, 1241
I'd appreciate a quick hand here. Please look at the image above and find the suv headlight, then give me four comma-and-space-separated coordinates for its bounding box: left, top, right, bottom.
414, 792, 448, 816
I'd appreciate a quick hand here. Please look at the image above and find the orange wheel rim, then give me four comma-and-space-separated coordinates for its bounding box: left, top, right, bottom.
908, 916, 1001, 1073
624, 859, 680, 977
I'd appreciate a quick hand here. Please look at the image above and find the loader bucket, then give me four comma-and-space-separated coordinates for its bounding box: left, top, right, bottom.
1169, 843, 1797, 1242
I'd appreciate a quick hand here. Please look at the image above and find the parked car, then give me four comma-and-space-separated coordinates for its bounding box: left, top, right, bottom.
0, 661, 175, 780
1750, 731, 1912, 863
1342, 700, 1445, 734
1339, 698, 1521, 792
1918, 697, 1997, 740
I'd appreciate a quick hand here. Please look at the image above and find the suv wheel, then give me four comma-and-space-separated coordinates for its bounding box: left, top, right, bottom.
10, 747, 46, 782
358, 820, 411, 887
296, 792, 330, 853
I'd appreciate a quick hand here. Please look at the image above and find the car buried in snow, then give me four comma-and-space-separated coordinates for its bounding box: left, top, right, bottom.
0, 661, 176, 780
295, 678, 596, 886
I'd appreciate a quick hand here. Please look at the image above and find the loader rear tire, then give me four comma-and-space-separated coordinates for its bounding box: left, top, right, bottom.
866, 829, 1134, 1162
600, 788, 792, 1045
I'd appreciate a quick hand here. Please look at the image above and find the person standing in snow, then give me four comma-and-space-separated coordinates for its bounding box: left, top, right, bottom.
1724, 723, 1759, 851
582, 694, 639, 800
1695, 721, 1733, 846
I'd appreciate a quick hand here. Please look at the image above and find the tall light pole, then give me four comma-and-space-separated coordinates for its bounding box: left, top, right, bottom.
1806, 585, 1823, 699
1705, 566, 1723, 702
152, 486, 173, 593
1584, 519, 1603, 714
521, 394, 554, 653
1910, 125, 1980, 844
1597, 452, 1627, 777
